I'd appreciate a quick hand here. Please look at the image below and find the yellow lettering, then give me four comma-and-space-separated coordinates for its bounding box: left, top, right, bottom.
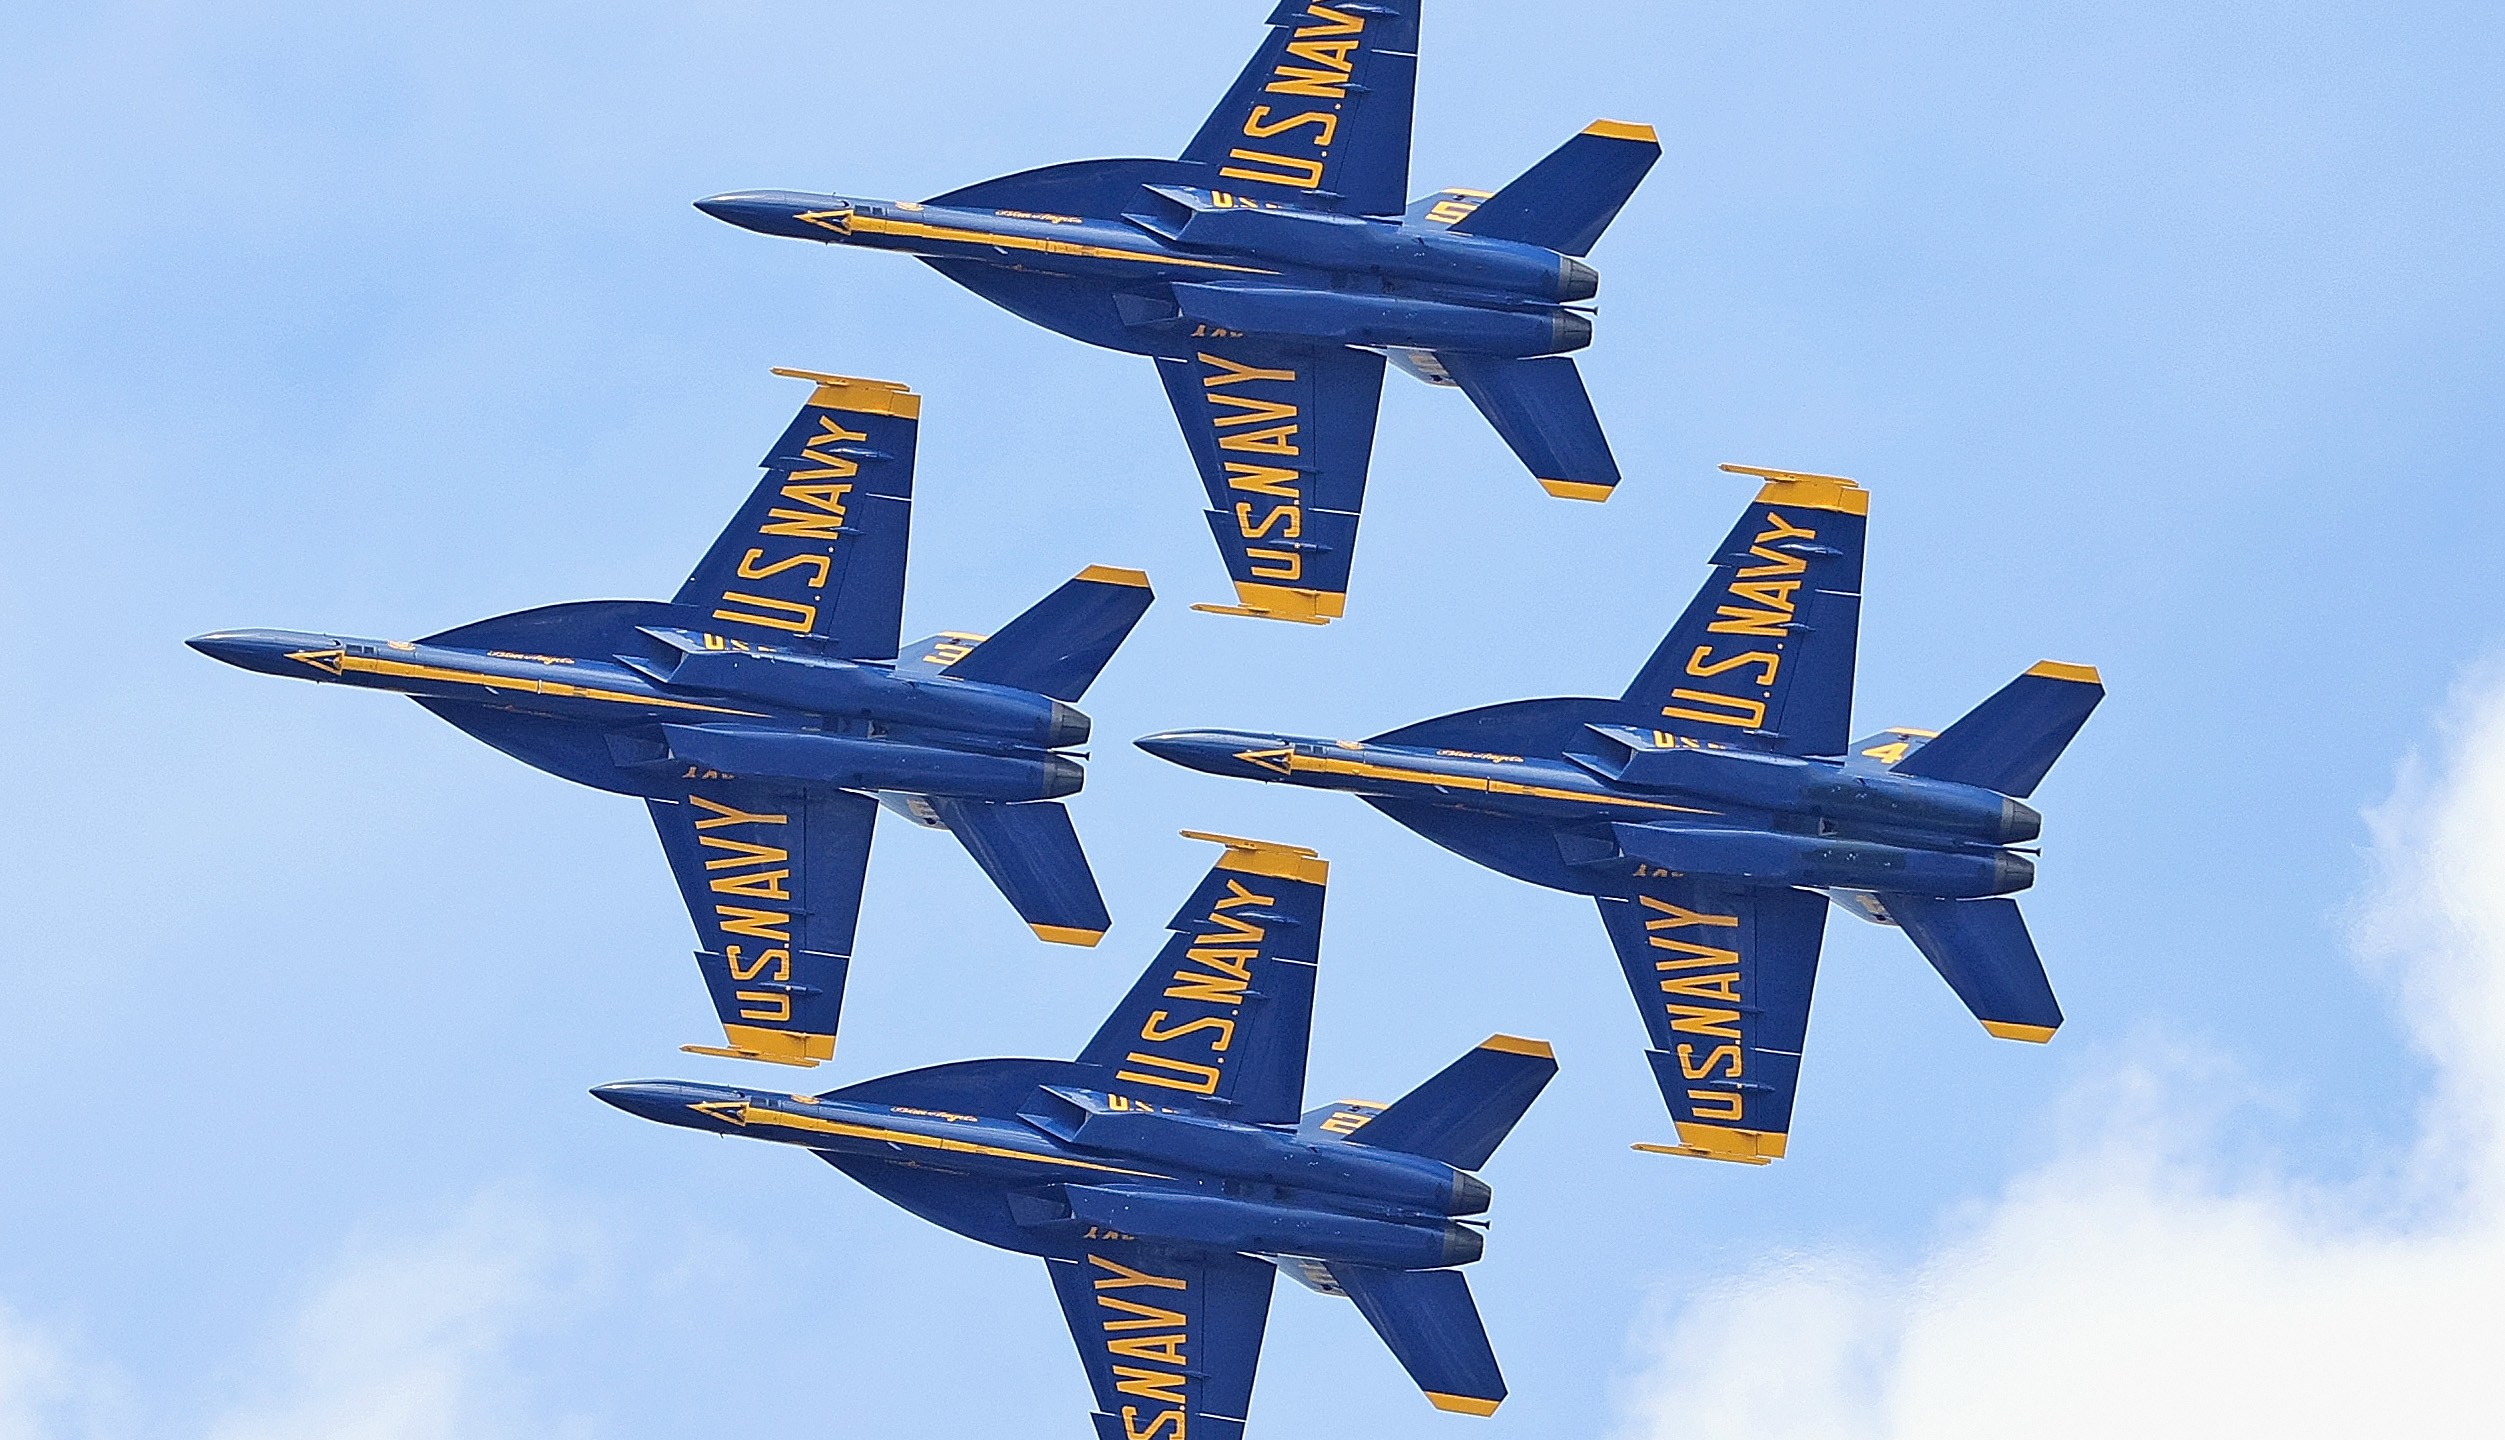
1107, 1334, 1189, 1365
1678, 1043, 1743, 1080
1206, 392, 1301, 428
1687, 1089, 1746, 1121
1225, 462, 1301, 498
1091, 1255, 1190, 1291
1113, 1368, 1191, 1407
1652, 938, 1742, 970
709, 868, 792, 901
1263, 66, 1348, 99
1668, 1005, 1742, 1039
698, 835, 789, 869
1726, 579, 1800, 613
715, 905, 791, 943
1706, 605, 1791, 637
1120, 1408, 1186, 1440
735, 989, 791, 1023
1734, 544, 1809, 578
726, 945, 791, 983
1661, 688, 1768, 729
1754, 511, 1817, 544
1236, 502, 1300, 540
1165, 968, 1251, 1006
758, 508, 846, 541
1684, 645, 1780, 686
1637, 895, 1740, 928
713, 591, 819, 634
1294, 4, 1366, 37
1198, 352, 1298, 388
1219, 148, 1327, 189
1096, 1295, 1188, 1330
1862, 741, 1911, 765
1241, 106, 1338, 148
1247, 546, 1302, 580
687, 795, 788, 830
1283, 38, 1357, 72
735, 548, 832, 589
1660, 971, 1743, 1002
1139, 1011, 1236, 1052
1115, 1052, 1224, 1095
1214, 880, 1275, 910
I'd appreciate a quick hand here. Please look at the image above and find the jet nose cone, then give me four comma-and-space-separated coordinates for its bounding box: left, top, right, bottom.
591, 1080, 727, 1128
188, 629, 338, 678
1134, 730, 1293, 781
695, 190, 854, 241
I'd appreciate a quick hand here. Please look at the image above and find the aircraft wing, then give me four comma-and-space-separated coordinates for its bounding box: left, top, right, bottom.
647, 779, 879, 1067
671, 370, 921, 662
1596, 878, 1831, 1164
1047, 1245, 1278, 1440
1075, 834, 1328, 1125
1618, 468, 1870, 757
1155, 340, 1385, 624
1180, 0, 1420, 217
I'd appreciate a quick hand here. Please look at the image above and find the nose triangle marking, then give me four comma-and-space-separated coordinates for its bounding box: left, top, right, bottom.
285, 647, 346, 676
691, 1099, 749, 1127
1235, 746, 1293, 775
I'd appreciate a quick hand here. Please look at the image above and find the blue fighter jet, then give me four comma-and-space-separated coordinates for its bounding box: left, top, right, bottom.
1138, 467, 2104, 1164
597, 832, 1555, 1433
191, 371, 1153, 1067
697, 0, 1659, 624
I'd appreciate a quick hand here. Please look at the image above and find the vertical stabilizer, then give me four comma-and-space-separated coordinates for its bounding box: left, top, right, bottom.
931, 799, 1110, 946
1439, 353, 1622, 500
1883, 894, 2064, 1042
937, 565, 1154, 701
1346, 1036, 1558, 1170
1891, 662, 2105, 797
1448, 120, 1663, 256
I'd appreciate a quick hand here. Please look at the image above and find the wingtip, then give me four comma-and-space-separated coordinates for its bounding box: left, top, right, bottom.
1074, 564, 1152, 590
1720, 463, 1868, 515
1180, 830, 1330, 885
1030, 924, 1108, 948
1982, 1019, 2059, 1044
1425, 1392, 1504, 1417
769, 367, 922, 419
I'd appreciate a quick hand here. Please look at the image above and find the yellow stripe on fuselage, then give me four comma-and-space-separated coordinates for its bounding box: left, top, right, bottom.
1283, 749, 1714, 816
729, 1104, 1167, 1178
847, 213, 1277, 275
325, 652, 762, 717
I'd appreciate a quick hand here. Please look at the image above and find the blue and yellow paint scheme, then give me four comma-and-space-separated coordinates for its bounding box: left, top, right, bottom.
1139, 466, 2106, 1163
192, 370, 1156, 1067
597, 833, 1555, 1434
697, 1, 1660, 624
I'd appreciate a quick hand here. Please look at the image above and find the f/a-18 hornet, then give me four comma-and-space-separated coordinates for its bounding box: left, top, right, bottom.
698, 0, 1658, 625
1140, 467, 2104, 1165
598, 832, 1556, 1433
192, 371, 1152, 1068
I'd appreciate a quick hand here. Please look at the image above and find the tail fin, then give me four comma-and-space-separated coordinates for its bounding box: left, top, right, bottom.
938, 566, 1154, 702
930, 798, 1110, 946
1892, 662, 2103, 797
1882, 894, 2063, 1042
1449, 120, 1662, 256
1438, 354, 1621, 500
1352, 1036, 1557, 1171
1327, 1266, 1508, 1416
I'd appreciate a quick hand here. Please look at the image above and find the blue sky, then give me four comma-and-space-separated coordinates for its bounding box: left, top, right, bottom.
3, 2, 2501, 1435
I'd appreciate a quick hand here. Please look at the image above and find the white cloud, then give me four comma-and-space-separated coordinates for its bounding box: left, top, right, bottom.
201, 1193, 596, 1440
0, 1306, 112, 1440
1619, 667, 2505, 1439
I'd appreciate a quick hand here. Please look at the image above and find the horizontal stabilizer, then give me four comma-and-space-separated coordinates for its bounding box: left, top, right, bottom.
1352, 1037, 1557, 1171
1327, 1265, 1507, 1417
1884, 894, 2063, 1042
930, 799, 1110, 946
1450, 120, 1662, 257
1366, 696, 1618, 755
939, 566, 1154, 701
925, 157, 1191, 216
1439, 353, 1620, 499
1891, 662, 2104, 798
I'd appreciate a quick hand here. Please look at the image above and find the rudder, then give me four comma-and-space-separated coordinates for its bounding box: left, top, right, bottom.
1449, 120, 1662, 256
1891, 662, 2105, 798
938, 565, 1154, 701
1348, 1036, 1558, 1170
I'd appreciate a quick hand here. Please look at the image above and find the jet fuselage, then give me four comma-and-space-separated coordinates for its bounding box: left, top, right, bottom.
190, 625, 1088, 804
697, 189, 1597, 360
594, 1078, 1486, 1270
1135, 728, 2039, 902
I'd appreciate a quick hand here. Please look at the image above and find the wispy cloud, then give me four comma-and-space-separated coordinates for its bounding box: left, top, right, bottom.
201, 1193, 596, 1440
0, 1304, 113, 1440
1618, 667, 2505, 1438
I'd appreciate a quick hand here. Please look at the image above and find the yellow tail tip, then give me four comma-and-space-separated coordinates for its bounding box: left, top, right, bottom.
1982, 1020, 2059, 1044
1538, 478, 1616, 502
1425, 1392, 1504, 1417
2025, 660, 2102, 685
1478, 1034, 1555, 1059
1075, 564, 1151, 589
1581, 118, 1659, 144
1030, 924, 1107, 948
